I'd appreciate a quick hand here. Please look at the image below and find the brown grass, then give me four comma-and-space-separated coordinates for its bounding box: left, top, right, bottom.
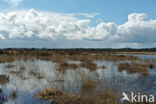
144, 59, 156, 69
116, 51, 156, 55
35, 88, 64, 100
29, 70, 44, 79
0, 74, 9, 85
101, 55, 142, 61
80, 60, 97, 71
0, 55, 14, 63
5, 64, 15, 68
98, 65, 106, 69
50, 54, 65, 63
36, 87, 154, 104
9, 64, 25, 75
78, 69, 96, 91
9, 70, 27, 80
0, 50, 143, 64
35, 88, 118, 104
10, 70, 21, 74
99, 91, 117, 104
117, 62, 148, 76
57, 61, 79, 72
81, 78, 95, 90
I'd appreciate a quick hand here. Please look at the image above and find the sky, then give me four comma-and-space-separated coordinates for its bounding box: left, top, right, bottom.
0, 0, 156, 48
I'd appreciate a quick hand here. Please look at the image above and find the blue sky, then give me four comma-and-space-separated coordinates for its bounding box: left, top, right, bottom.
0, 0, 156, 48
1, 0, 156, 24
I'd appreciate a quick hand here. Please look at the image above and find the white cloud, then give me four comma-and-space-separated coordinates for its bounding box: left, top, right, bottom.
0, 34, 5, 39
68, 13, 100, 18
4, 0, 23, 6
0, 9, 156, 47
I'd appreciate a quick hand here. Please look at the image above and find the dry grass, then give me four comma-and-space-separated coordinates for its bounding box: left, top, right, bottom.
0, 74, 9, 85
57, 61, 79, 72
144, 59, 156, 69
35, 88, 118, 104
99, 91, 117, 104
77, 69, 96, 91
5, 64, 15, 68
100, 55, 142, 61
98, 65, 106, 69
10, 69, 27, 80
0, 49, 155, 104
9, 70, 21, 74
50, 54, 65, 63
0, 50, 143, 63
9, 64, 25, 75
116, 51, 156, 55
29, 70, 44, 79
117, 62, 148, 76
35, 87, 153, 104
80, 60, 97, 71
35, 88, 64, 100
0, 55, 14, 63
81, 78, 95, 90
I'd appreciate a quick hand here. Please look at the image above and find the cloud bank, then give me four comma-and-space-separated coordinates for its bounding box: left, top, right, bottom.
0, 9, 156, 48
4, 0, 23, 6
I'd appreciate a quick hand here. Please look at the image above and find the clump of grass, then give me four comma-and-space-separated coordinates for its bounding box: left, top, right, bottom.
9, 70, 21, 74
57, 61, 79, 72
35, 88, 118, 104
68, 64, 79, 69
35, 88, 99, 104
0, 55, 14, 63
57, 62, 70, 72
5, 64, 15, 68
101, 55, 142, 61
10, 69, 27, 80
35, 88, 64, 100
98, 65, 106, 69
50, 54, 65, 63
80, 60, 97, 71
117, 62, 148, 76
0, 74, 9, 85
29, 71, 44, 79
9, 64, 25, 75
82, 78, 95, 90
144, 59, 156, 69
78, 69, 96, 91
99, 91, 117, 104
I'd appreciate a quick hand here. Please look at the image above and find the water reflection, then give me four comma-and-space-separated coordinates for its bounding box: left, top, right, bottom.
0, 55, 155, 104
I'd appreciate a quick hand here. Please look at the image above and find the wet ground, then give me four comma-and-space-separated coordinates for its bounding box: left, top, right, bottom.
0, 55, 155, 104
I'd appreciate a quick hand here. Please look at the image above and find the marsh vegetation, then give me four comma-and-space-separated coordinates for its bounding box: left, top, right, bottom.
0, 49, 155, 104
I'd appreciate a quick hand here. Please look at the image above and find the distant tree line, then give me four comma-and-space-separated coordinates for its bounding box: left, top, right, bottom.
0, 48, 156, 52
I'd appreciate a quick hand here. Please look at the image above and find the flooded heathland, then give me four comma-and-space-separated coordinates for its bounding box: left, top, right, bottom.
0, 49, 155, 104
